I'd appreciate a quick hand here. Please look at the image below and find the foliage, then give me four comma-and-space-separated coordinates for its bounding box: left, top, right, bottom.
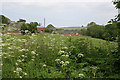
46, 24, 55, 28
78, 22, 119, 41
20, 23, 28, 34
0, 15, 11, 24
20, 22, 38, 34
17, 19, 26, 23
1, 33, 120, 78
45, 24, 55, 33
28, 22, 38, 33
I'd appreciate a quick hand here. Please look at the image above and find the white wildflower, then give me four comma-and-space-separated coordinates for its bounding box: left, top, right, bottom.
31, 51, 36, 55
16, 68, 22, 72
23, 72, 27, 75
32, 56, 35, 58
55, 59, 61, 62
21, 55, 25, 57
60, 61, 64, 64
43, 64, 46, 67
13, 71, 16, 73
31, 59, 34, 61
17, 59, 21, 62
78, 53, 84, 57
62, 47, 68, 49
25, 30, 28, 33
70, 46, 75, 48
79, 73, 84, 77
8, 47, 12, 50
59, 50, 65, 54
62, 63, 67, 66
20, 76, 22, 78
66, 55, 69, 57
15, 63, 18, 65
4, 57, 7, 58
22, 59, 24, 61
65, 61, 69, 64
61, 55, 65, 57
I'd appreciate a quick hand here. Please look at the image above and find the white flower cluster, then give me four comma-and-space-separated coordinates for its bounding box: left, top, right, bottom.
25, 30, 29, 33
19, 49, 29, 52
13, 67, 27, 78
31, 51, 36, 55
60, 61, 69, 66
78, 53, 84, 57
58, 50, 65, 54
55, 59, 61, 62
70, 46, 76, 48
43, 64, 46, 67
61, 54, 69, 57
62, 47, 68, 49
79, 73, 84, 77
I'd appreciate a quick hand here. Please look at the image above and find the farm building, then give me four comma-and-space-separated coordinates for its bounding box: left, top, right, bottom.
37, 26, 45, 33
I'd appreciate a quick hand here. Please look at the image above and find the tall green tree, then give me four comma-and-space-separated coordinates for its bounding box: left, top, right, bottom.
20, 23, 28, 34
17, 19, 26, 23
112, 0, 120, 74
0, 15, 11, 24
28, 22, 38, 33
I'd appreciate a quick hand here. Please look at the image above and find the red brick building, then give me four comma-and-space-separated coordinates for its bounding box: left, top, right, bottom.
37, 26, 45, 33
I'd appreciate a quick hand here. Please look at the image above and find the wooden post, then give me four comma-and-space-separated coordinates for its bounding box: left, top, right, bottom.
44, 18, 45, 28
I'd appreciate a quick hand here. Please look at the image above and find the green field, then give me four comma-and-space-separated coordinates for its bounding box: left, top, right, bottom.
1, 33, 119, 78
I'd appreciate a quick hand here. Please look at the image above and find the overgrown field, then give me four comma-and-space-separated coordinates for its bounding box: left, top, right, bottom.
1, 33, 119, 78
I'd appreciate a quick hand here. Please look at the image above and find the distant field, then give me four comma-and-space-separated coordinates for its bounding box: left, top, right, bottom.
58, 27, 86, 30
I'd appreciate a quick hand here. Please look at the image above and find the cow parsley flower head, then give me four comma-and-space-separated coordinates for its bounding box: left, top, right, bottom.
60, 61, 64, 64
62, 47, 68, 49
23, 72, 27, 75
55, 59, 61, 62
16, 68, 22, 72
79, 73, 84, 77
20, 76, 22, 78
15, 63, 18, 65
58, 50, 65, 54
43, 64, 46, 67
25, 30, 28, 33
65, 61, 69, 64
31, 51, 36, 55
78, 53, 84, 57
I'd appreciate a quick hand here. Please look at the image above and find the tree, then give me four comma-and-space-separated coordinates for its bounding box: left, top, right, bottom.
28, 22, 38, 33
45, 24, 55, 33
17, 19, 26, 23
46, 24, 55, 28
111, 0, 120, 74
0, 15, 11, 24
20, 23, 28, 35
113, 0, 120, 53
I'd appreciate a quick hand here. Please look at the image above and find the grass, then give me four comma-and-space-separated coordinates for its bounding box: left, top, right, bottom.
1, 33, 119, 78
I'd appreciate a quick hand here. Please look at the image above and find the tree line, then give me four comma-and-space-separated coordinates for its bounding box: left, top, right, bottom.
78, 20, 119, 41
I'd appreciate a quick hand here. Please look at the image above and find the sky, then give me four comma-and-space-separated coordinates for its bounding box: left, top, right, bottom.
0, 0, 118, 27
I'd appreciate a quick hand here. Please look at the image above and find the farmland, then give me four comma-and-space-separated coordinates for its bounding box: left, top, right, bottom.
1, 33, 119, 78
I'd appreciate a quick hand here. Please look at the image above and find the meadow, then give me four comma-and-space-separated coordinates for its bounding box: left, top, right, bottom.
1, 33, 119, 78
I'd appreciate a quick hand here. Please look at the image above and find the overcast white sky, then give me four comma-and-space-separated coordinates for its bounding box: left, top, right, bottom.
0, 0, 118, 27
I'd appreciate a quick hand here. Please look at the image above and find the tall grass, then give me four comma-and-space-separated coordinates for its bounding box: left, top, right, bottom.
1, 33, 119, 78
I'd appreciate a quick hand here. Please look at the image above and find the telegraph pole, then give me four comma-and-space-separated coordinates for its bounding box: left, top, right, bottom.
44, 18, 45, 28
